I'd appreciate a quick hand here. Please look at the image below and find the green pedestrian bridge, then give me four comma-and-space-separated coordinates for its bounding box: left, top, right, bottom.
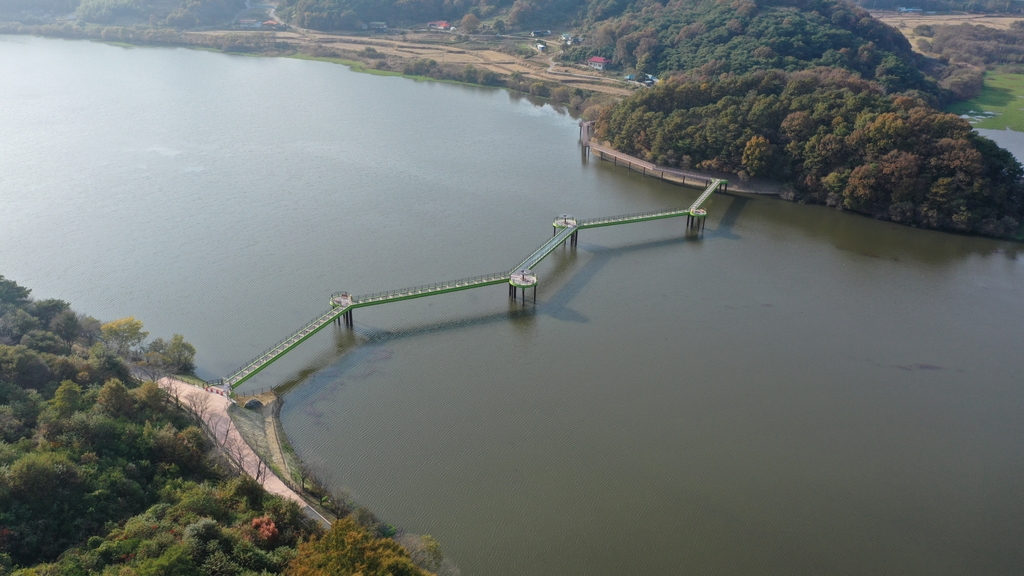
216, 178, 725, 390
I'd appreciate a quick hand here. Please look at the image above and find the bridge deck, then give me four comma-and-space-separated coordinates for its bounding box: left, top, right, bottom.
687, 178, 723, 212
514, 226, 577, 271
346, 272, 511, 307
578, 179, 722, 229
223, 307, 347, 388
220, 178, 725, 389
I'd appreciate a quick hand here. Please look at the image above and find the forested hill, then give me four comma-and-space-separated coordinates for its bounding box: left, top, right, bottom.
564, 0, 937, 98
541, 0, 1024, 238
0, 275, 446, 574
279, 0, 943, 96
0, 0, 243, 27
597, 69, 1024, 237
276, 0, 492, 31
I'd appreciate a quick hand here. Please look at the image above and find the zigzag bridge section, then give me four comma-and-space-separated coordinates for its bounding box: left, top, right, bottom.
216, 178, 726, 390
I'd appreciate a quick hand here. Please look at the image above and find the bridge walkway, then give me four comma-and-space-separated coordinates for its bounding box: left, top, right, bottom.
515, 225, 577, 271
219, 178, 725, 390
221, 307, 348, 389
221, 272, 512, 389
576, 179, 722, 230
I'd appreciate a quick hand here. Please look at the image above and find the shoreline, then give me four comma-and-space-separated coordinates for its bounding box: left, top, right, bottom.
586, 140, 781, 196
157, 377, 333, 527
0, 24, 629, 105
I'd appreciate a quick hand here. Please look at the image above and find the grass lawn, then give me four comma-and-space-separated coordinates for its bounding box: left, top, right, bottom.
947, 71, 1024, 131
172, 373, 208, 386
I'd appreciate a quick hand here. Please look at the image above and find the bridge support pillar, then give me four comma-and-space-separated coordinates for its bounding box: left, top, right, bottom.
686, 214, 707, 232
510, 285, 534, 303
513, 285, 536, 304
509, 270, 538, 305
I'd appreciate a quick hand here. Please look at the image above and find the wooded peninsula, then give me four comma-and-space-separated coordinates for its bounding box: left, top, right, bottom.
0, 275, 450, 575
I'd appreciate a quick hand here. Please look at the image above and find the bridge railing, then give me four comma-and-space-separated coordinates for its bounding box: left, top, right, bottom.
229, 273, 516, 387
330, 272, 512, 304
225, 307, 340, 385
686, 179, 723, 212
578, 180, 723, 228
578, 208, 688, 227
515, 227, 576, 270
226, 196, 728, 387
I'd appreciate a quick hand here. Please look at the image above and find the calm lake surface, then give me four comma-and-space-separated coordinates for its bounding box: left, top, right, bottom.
3, 35, 1024, 575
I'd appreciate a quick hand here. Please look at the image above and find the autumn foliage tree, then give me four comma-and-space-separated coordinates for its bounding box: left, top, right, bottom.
741, 135, 772, 176
100, 316, 148, 357
286, 517, 433, 576
597, 68, 1024, 237
460, 12, 480, 33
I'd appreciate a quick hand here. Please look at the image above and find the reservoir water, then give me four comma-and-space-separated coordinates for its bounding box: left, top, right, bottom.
3, 35, 1024, 575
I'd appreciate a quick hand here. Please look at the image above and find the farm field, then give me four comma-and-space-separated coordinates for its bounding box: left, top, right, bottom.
947, 71, 1024, 131
873, 10, 1024, 47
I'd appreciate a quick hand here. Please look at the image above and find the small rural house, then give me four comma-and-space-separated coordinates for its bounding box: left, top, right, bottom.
588, 56, 610, 70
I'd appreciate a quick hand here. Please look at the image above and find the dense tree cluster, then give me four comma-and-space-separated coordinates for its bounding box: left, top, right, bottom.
565, 0, 940, 99
597, 68, 1024, 236
0, 20, 282, 53
0, 277, 210, 566
74, 0, 143, 24
163, 0, 243, 28
919, 22, 1024, 67
28, 476, 317, 574
0, 0, 243, 27
0, 0, 78, 17
276, 0, 451, 30
275, 0, 584, 31
286, 517, 432, 576
0, 275, 455, 574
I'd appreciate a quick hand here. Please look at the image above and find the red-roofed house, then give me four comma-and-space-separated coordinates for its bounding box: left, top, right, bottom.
588, 56, 610, 70
428, 20, 452, 30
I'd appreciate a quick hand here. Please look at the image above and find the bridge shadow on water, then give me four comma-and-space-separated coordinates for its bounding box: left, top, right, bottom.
707, 193, 749, 240
264, 328, 361, 396
266, 306, 538, 396
544, 232, 703, 324
270, 221, 730, 396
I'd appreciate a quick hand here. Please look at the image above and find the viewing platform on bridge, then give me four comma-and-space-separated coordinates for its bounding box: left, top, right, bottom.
509, 269, 538, 302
